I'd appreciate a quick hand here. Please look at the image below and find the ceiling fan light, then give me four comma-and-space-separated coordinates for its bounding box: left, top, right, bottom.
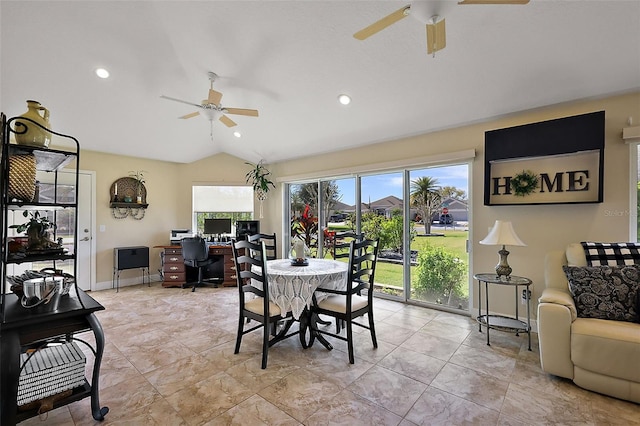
202, 109, 221, 121
408, 1, 432, 24
338, 94, 351, 105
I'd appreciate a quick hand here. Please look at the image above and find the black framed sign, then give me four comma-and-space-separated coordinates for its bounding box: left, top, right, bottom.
484, 111, 605, 206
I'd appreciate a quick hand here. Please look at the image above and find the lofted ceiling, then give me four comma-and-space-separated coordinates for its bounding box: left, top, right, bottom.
1, 1, 639, 165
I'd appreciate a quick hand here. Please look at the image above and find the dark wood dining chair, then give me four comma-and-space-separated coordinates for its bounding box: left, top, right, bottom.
312, 238, 379, 364
248, 233, 277, 260
331, 231, 364, 261
231, 238, 297, 369
330, 231, 365, 332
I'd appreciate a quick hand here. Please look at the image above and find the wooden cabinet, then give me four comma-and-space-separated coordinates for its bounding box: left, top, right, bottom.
210, 246, 236, 287
158, 245, 235, 287
161, 247, 186, 287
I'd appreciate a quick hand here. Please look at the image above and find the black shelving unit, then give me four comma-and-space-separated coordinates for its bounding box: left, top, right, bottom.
0, 113, 108, 424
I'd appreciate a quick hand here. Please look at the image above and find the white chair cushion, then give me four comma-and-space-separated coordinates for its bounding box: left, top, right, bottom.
244, 297, 282, 317
317, 294, 368, 314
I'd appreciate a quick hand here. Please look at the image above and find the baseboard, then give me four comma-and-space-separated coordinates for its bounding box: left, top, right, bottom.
93, 273, 161, 291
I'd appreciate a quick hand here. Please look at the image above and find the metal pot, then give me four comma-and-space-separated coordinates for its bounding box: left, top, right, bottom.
21, 276, 62, 309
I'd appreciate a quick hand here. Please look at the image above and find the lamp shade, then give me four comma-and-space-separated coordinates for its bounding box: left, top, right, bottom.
479, 220, 526, 247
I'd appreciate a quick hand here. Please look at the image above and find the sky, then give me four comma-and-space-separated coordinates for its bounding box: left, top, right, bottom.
335, 164, 468, 206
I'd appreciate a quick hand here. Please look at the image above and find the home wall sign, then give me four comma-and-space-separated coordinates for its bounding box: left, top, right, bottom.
484, 111, 605, 206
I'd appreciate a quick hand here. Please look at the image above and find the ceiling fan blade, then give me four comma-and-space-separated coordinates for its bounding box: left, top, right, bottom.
219, 115, 237, 127
160, 95, 202, 108
458, 0, 529, 4
180, 111, 200, 119
208, 89, 223, 105
426, 18, 446, 55
353, 5, 410, 40
224, 108, 259, 117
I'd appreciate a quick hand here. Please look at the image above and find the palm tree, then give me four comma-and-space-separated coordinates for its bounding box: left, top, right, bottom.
411, 176, 442, 235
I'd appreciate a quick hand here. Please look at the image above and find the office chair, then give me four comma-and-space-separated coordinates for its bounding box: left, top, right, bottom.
180, 236, 215, 292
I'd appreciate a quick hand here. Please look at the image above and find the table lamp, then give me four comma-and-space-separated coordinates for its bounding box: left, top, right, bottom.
479, 220, 526, 280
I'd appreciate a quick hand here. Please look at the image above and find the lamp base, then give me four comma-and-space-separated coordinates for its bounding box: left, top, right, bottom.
495, 245, 512, 280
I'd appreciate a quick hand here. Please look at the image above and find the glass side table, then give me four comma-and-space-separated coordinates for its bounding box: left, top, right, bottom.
473, 273, 532, 351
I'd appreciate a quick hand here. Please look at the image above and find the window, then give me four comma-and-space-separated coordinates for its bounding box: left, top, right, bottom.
192, 185, 254, 235
283, 154, 472, 313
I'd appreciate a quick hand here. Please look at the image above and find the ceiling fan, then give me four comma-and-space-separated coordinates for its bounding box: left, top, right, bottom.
353, 0, 529, 56
160, 72, 259, 134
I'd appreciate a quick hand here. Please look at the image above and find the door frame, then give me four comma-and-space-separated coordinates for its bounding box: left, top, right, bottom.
58, 168, 96, 291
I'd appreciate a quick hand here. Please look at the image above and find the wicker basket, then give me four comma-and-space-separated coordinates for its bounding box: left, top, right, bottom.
8, 154, 36, 202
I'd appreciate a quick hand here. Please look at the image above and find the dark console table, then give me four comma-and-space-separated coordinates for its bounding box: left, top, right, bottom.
112, 246, 150, 291
0, 290, 108, 425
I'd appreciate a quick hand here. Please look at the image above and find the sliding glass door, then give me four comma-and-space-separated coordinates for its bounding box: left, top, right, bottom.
361, 172, 406, 298
408, 165, 469, 310
284, 161, 470, 312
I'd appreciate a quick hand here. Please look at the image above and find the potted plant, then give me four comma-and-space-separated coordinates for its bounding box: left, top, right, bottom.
9, 210, 57, 250
245, 161, 275, 199
129, 170, 147, 203
245, 161, 275, 219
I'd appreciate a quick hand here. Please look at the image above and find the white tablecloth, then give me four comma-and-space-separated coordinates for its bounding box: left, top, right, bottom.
252, 258, 348, 320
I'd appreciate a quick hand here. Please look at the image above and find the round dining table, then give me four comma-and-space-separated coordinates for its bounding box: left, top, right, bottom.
252, 258, 348, 350
254, 258, 348, 319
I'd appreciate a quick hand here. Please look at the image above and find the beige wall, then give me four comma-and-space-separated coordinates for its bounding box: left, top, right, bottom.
80, 92, 640, 318
80, 151, 250, 288
267, 91, 640, 318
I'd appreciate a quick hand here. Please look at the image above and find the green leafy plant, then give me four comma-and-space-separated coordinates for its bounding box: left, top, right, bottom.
380, 209, 416, 253
510, 170, 539, 196
414, 245, 466, 305
245, 161, 275, 193
9, 210, 57, 249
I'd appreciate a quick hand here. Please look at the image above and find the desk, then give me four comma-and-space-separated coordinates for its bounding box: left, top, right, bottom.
253, 258, 348, 350
155, 245, 235, 287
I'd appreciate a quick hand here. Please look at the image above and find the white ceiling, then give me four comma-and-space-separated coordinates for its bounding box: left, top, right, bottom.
1, 1, 639, 165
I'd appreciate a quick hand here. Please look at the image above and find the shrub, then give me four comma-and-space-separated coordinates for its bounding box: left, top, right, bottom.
380, 211, 416, 253
414, 245, 465, 304
361, 212, 385, 241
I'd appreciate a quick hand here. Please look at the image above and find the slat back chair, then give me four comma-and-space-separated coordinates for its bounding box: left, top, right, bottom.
247, 233, 278, 260
330, 231, 365, 332
332, 231, 365, 261
312, 238, 379, 364
231, 239, 296, 369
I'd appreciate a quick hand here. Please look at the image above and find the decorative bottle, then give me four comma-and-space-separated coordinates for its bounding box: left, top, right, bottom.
15, 100, 51, 148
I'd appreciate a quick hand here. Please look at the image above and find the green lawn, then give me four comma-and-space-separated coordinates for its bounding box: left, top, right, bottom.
318, 226, 470, 306
374, 229, 470, 304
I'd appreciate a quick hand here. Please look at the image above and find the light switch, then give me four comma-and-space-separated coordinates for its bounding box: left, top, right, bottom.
99, 225, 106, 232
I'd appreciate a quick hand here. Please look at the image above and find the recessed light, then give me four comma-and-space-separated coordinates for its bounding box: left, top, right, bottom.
233, 131, 241, 138
95, 68, 110, 79
338, 94, 351, 105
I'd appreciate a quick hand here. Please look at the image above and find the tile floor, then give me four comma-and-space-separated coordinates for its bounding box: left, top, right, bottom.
21, 282, 639, 425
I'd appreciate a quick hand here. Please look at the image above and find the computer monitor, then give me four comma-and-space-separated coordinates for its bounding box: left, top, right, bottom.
204, 218, 232, 236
